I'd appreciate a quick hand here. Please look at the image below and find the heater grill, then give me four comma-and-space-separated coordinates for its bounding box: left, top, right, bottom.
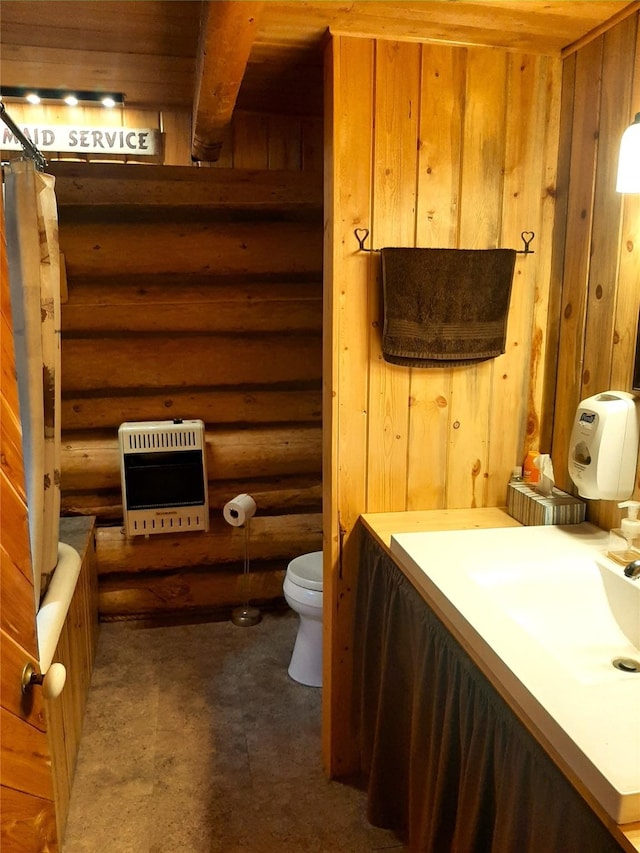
118, 419, 209, 537
124, 428, 199, 450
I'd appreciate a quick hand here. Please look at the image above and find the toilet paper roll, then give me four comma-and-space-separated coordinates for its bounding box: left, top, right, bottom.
223, 494, 257, 527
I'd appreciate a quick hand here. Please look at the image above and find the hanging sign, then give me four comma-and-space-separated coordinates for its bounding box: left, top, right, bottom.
1, 124, 161, 156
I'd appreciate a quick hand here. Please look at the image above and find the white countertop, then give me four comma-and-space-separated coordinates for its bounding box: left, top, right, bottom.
359, 509, 640, 850
389, 522, 640, 825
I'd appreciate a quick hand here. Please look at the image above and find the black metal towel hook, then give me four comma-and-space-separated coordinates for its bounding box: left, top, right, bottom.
518, 231, 535, 254
354, 228, 375, 252
354, 228, 535, 255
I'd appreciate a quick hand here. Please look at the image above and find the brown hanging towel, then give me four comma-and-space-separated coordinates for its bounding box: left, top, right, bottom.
381, 247, 517, 367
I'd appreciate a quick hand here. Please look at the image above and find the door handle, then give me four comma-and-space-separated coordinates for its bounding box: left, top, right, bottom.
21, 662, 66, 700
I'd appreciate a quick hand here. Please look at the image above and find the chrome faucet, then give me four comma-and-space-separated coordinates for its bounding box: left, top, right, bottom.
623, 559, 640, 580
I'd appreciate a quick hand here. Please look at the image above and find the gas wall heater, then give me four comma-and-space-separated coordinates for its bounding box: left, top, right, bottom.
118, 419, 209, 537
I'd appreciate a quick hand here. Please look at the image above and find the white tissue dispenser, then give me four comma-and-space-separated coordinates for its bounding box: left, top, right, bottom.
507, 454, 586, 525
507, 483, 586, 526
568, 391, 640, 500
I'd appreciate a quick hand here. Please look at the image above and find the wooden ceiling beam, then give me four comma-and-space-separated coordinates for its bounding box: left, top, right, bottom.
192, 1, 264, 162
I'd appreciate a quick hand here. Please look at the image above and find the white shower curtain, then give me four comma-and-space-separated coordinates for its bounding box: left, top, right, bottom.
5, 159, 61, 606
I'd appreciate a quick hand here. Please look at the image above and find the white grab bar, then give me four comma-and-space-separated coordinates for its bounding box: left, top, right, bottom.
37, 541, 81, 673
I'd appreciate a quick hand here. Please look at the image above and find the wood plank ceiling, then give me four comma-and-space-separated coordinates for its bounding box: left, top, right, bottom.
1, 1, 638, 159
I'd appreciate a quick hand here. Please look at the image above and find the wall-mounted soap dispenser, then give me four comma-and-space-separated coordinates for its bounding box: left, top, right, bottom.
568, 391, 640, 500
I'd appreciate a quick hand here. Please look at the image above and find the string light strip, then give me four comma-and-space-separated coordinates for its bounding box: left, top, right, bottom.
0, 87, 124, 108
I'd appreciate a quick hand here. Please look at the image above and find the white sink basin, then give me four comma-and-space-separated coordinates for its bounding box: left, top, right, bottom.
468, 551, 640, 684
390, 523, 640, 824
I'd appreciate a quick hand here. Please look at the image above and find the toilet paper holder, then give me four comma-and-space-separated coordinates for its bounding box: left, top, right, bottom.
223, 494, 261, 627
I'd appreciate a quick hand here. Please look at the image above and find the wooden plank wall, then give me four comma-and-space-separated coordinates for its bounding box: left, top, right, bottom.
1, 180, 58, 849
550, 12, 640, 534
1, 103, 323, 169
44, 518, 98, 843
52, 112, 324, 621
323, 35, 562, 775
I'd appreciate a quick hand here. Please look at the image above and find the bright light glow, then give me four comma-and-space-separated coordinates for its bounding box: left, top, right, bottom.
617, 113, 640, 194
1, 87, 124, 107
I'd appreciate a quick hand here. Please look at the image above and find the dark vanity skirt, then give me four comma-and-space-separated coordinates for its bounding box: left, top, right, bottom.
353, 532, 625, 853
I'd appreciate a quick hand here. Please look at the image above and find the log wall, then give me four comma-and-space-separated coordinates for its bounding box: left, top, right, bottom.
53, 145, 323, 620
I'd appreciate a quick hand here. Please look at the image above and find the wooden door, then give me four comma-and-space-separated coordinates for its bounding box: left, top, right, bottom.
1, 189, 57, 849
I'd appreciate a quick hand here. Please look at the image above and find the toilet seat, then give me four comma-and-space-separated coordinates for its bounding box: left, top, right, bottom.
286, 551, 323, 591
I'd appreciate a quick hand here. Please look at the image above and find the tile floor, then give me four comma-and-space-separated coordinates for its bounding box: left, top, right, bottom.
62, 610, 404, 852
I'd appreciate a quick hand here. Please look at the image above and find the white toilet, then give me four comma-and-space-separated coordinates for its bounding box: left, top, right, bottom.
283, 550, 323, 687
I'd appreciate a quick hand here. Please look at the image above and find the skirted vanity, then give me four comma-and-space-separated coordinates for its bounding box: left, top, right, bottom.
354, 509, 640, 853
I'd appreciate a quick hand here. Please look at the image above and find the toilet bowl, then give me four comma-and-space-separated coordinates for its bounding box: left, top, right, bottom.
283, 550, 323, 687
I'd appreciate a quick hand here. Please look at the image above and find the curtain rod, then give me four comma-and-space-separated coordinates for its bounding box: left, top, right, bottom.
0, 103, 47, 172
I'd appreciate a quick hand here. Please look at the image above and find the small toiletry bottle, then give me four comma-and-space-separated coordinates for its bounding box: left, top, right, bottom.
522, 451, 540, 484
510, 466, 523, 483
607, 500, 640, 566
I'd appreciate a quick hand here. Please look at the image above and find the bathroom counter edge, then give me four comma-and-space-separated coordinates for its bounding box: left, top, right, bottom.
359, 508, 640, 853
